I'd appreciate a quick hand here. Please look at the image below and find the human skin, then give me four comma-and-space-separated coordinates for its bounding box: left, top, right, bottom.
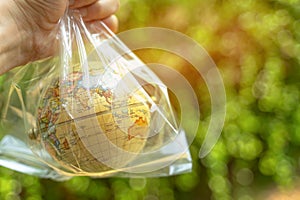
0, 0, 119, 75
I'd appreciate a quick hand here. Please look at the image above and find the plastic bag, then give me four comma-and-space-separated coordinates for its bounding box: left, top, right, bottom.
0, 10, 191, 179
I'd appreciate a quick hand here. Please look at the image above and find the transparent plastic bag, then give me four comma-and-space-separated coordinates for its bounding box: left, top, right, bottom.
0, 10, 191, 179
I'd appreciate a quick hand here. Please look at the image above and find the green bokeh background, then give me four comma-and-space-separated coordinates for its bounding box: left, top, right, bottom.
1, 0, 300, 199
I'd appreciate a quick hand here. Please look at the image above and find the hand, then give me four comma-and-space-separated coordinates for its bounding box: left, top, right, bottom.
0, 0, 119, 75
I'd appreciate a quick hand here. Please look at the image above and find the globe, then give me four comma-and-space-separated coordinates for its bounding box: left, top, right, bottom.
36, 67, 151, 173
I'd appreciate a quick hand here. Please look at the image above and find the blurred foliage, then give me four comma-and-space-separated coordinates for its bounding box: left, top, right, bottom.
1, 0, 300, 199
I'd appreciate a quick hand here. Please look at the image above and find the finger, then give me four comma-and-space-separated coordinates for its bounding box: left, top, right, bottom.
102, 15, 118, 33
69, 0, 97, 9
86, 15, 118, 33
78, 0, 120, 22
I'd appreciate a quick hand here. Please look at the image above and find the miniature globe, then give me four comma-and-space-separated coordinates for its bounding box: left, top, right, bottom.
36, 68, 151, 173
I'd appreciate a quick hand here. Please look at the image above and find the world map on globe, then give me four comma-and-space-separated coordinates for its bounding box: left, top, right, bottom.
36, 64, 152, 173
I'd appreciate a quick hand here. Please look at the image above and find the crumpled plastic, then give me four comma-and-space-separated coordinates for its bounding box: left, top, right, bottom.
0, 10, 191, 180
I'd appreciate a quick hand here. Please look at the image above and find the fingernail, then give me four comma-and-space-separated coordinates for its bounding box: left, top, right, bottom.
69, 0, 75, 6
79, 8, 88, 17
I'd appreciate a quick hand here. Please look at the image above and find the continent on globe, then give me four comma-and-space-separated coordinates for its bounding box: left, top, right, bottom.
35, 67, 152, 173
